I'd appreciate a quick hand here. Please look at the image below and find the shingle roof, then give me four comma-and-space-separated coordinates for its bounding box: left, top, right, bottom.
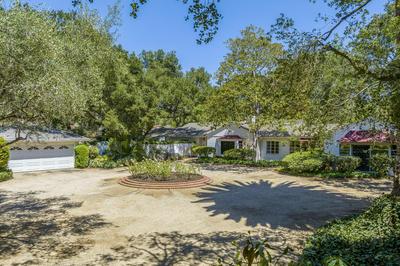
148, 123, 212, 140
0, 127, 90, 143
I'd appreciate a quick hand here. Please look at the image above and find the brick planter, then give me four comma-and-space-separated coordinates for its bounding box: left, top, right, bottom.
118, 175, 212, 189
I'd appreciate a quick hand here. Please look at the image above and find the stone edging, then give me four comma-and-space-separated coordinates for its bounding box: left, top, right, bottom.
118, 175, 212, 189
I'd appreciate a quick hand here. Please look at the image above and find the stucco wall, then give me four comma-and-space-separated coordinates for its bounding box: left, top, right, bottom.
259, 138, 291, 161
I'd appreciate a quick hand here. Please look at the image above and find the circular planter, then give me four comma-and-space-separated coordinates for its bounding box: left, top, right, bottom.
118, 175, 212, 189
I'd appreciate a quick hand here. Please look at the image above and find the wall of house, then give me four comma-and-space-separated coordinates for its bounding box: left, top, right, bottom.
324, 121, 386, 156
258, 138, 291, 161
206, 126, 250, 156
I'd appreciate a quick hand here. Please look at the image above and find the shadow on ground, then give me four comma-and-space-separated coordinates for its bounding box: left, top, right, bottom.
0, 190, 109, 263
93, 230, 296, 266
193, 180, 370, 229
319, 178, 392, 194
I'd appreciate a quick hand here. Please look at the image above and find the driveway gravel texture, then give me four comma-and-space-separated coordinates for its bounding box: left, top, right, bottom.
0, 165, 391, 265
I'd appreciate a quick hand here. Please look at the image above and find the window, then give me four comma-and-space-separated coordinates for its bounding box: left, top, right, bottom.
28, 147, 39, 150
371, 145, 389, 155
290, 141, 300, 153
10, 147, 22, 151
238, 141, 243, 149
391, 145, 397, 157
44, 146, 55, 150
339, 144, 350, 156
266, 141, 279, 154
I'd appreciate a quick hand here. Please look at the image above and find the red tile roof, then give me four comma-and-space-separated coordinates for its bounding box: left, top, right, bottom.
340, 130, 392, 143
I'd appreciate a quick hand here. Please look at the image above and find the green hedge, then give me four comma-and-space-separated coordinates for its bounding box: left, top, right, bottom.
223, 148, 255, 160
282, 151, 362, 176
369, 153, 395, 177
300, 195, 400, 265
0, 137, 10, 170
0, 169, 13, 182
195, 157, 282, 168
191, 145, 216, 158
74, 144, 89, 168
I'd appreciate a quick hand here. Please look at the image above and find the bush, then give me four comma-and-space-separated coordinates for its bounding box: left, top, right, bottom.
191, 145, 216, 158
128, 160, 200, 181
282, 151, 324, 173
335, 156, 361, 174
300, 195, 400, 265
223, 148, 255, 160
0, 169, 13, 182
370, 153, 395, 177
195, 157, 282, 168
88, 145, 99, 159
74, 144, 89, 168
0, 137, 10, 170
89, 155, 119, 169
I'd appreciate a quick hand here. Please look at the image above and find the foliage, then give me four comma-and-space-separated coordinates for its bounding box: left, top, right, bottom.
191, 145, 216, 158
223, 148, 255, 160
0, 137, 10, 170
282, 151, 325, 173
88, 146, 100, 159
370, 153, 395, 177
0, 4, 112, 136
0, 169, 13, 182
300, 195, 400, 265
195, 157, 283, 168
128, 160, 200, 181
88, 155, 119, 169
74, 144, 89, 168
334, 156, 361, 174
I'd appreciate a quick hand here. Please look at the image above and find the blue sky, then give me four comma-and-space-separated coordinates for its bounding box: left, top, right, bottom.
22, 0, 384, 76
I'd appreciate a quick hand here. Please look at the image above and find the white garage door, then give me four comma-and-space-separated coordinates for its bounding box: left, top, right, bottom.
9, 145, 75, 172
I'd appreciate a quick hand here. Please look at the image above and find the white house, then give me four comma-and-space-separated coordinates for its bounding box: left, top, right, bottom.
324, 121, 397, 170
0, 127, 89, 172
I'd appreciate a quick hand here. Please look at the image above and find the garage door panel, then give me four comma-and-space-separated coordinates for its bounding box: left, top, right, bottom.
10, 147, 74, 160
9, 157, 74, 172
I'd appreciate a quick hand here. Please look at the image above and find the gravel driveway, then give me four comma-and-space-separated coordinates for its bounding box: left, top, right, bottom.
0, 165, 391, 265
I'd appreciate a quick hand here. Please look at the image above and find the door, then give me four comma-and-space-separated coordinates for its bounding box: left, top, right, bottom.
221, 141, 235, 155
352, 145, 370, 171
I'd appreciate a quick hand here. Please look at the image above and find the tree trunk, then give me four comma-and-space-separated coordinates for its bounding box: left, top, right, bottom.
392, 146, 400, 196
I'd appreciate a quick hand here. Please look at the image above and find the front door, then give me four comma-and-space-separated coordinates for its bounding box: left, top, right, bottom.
221, 141, 235, 155
352, 145, 370, 171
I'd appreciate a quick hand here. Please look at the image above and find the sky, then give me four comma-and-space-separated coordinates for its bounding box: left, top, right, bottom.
21, 0, 385, 76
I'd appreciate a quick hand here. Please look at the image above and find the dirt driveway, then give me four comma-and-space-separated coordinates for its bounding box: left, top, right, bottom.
0, 165, 391, 265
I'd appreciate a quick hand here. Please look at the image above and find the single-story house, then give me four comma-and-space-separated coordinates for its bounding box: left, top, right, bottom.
324, 121, 397, 170
148, 123, 308, 158
0, 127, 89, 172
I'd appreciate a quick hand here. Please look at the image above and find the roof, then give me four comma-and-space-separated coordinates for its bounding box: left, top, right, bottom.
217, 135, 243, 140
0, 127, 90, 143
147, 123, 212, 140
339, 130, 393, 143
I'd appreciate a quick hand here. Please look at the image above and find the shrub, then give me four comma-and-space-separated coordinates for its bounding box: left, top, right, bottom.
300, 195, 400, 265
282, 151, 324, 173
195, 157, 282, 168
74, 144, 89, 168
0, 169, 13, 182
370, 153, 395, 177
223, 148, 255, 160
128, 160, 200, 181
88, 145, 99, 159
0, 137, 10, 170
191, 145, 216, 158
335, 156, 361, 174
89, 155, 119, 169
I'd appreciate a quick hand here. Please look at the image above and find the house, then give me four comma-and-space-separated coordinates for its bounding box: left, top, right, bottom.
0, 127, 89, 172
148, 123, 308, 158
255, 124, 310, 161
324, 121, 397, 170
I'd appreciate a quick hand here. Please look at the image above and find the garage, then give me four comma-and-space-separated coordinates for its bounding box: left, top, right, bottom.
0, 127, 89, 172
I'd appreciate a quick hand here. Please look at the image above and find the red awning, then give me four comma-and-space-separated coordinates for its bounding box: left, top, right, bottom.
339, 130, 392, 143
218, 135, 243, 140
